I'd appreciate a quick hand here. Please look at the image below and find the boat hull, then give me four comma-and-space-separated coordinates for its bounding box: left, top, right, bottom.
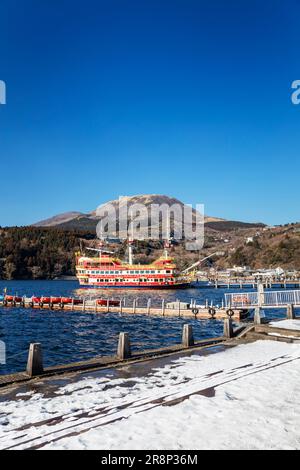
78, 283, 191, 289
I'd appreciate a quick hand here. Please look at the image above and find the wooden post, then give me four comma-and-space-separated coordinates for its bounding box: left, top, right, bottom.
182, 324, 194, 347
254, 307, 262, 325
26, 343, 43, 377
287, 304, 295, 320
120, 298, 123, 314
161, 299, 165, 316
83, 298, 86, 312
178, 301, 181, 317
117, 332, 131, 360
94, 299, 97, 312
223, 318, 234, 338
147, 298, 151, 315
133, 299, 136, 314
107, 298, 110, 313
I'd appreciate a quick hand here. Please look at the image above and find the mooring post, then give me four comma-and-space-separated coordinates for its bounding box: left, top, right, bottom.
107, 298, 110, 313
26, 343, 44, 377
287, 303, 295, 320
223, 318, 234, 338
182, 324, 194, 347
147, 298, 151, 315
133, 299, 136, 314
120, 298, 123, 314
117, 332, 131, 360
82, 298, 86, 312
254, 306, 262, 324
161, 299, 165, 316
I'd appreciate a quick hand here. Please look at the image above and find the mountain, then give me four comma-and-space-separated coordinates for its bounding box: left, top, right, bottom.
33, 211, 85, 227
33, 194, 264, 235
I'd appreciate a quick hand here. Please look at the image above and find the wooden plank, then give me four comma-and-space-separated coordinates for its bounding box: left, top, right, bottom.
254, 324, 300, 338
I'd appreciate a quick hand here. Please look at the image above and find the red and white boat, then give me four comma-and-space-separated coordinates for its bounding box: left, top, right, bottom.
75, 241, 191, 289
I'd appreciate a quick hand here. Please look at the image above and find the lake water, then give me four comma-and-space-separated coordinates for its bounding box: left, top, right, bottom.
0, 280, 292, 375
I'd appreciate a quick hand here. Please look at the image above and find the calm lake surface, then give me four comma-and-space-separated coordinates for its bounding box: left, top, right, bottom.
0, 280, 291, 375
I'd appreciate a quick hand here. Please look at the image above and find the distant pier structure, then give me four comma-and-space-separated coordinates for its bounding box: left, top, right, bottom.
201, 278, 300, 290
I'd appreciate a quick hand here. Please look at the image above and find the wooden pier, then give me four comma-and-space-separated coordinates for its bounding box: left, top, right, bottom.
0, 331, 225, 388
0, 297, 246, 321
0, 307, 298, 389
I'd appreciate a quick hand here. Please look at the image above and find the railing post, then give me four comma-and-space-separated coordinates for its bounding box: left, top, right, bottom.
26, 343, 43, 377
182, 324, 194, 347
117, 332, 131, 360
254, 307, 262, 324
287, 304, 295, 320
223, 318, 234, 338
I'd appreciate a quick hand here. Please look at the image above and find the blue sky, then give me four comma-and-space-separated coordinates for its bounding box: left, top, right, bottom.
0, 0, 299, 226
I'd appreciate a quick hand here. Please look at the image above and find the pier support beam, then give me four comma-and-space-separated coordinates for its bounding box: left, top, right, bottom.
223, 318, 234, 338
26, 343, 43, 377
182, 324, 194, 347
147, 298, 151, 315
254, 307, 262, 325
117, 332, 131, 360
257, 282, 265, 307
287, 304, 295, 320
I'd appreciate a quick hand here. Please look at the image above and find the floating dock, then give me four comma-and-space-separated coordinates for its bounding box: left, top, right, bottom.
0, 296, 246, 321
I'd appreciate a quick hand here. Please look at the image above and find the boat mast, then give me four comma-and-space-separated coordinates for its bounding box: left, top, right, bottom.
98, 221, 104, 261
164, 207, 171, 260
128, 210, 134, 265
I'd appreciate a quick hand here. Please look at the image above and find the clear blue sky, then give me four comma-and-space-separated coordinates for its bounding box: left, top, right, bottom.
0, 0, 299, 226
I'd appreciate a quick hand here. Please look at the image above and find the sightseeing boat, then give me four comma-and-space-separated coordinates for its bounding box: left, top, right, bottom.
75, 241, 191, 289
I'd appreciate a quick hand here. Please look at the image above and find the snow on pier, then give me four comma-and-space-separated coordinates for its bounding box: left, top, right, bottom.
0, 335, 300, 450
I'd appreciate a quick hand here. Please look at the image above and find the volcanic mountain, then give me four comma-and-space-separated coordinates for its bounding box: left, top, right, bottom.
33, 194, 264, 234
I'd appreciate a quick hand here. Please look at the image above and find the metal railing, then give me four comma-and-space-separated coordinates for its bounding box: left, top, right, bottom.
225, 289, 300, 308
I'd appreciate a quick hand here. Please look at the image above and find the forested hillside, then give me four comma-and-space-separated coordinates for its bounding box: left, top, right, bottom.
0, 223, 299, 280
0, 227, 93, 280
